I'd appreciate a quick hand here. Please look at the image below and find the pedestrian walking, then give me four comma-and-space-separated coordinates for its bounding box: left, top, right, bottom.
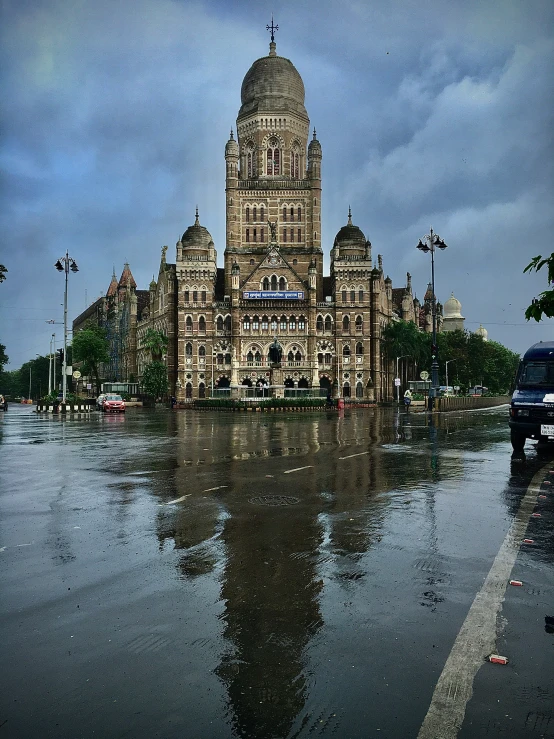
403, 388, 412, 411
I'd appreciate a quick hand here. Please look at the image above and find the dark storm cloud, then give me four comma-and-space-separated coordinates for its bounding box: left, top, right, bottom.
1, 0, 553, 367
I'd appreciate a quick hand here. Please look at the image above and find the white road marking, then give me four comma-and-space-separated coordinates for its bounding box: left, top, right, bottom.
283, 465, 313, 474
203, 485, 228, 492
417, 463, 547, 739
164, 494, 191, 505
339, 451, 370, 460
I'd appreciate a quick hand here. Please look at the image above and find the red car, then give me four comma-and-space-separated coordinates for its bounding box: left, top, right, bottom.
102, 394, 125, 413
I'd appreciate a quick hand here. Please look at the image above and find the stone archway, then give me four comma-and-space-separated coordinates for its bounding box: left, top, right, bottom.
284, 378, 294, 388
298, 377, 309, 389
216, 376, 230, 388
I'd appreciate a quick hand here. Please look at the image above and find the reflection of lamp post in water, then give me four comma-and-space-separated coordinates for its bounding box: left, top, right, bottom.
395, 355, 411, 404
268, 337, 282, 396
445, 359, 456, 395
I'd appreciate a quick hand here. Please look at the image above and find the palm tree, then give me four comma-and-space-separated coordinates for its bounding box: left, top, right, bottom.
140, 329, 168, 362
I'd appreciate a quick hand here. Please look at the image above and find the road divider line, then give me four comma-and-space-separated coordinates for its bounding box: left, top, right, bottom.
283, 466, 313, 474
339, 451, 370, 460
164, 494, 191, 505
417, 463, 547, 739
203, 485, 228, 492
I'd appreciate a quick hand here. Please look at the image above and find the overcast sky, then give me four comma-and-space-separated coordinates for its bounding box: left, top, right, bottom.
1, 0, 553, 369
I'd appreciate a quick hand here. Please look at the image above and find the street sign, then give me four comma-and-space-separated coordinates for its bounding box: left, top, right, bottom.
72, 370, 81, 379
420, 371, 429, 380
394, 378, 401, 386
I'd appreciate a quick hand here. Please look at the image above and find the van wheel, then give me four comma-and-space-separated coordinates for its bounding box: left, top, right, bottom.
510, 429, 526, 451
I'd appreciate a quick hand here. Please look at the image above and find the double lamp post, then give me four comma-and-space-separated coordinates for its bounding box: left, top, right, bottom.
416, 228, 447, 409
54, 252, 79, 403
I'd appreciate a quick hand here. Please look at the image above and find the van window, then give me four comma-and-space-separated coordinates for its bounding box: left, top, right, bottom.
518, 361, 554, 385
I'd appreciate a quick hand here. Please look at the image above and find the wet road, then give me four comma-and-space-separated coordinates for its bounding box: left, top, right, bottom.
1, 404, 553, 739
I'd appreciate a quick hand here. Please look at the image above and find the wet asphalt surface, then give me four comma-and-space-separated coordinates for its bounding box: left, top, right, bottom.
0, 404, 553, 739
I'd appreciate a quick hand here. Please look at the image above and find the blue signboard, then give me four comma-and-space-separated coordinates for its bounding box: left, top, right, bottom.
243, 290, 305, 300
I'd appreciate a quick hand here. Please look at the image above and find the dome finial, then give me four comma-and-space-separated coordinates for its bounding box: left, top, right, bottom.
266, 15, 279, 44
313, 128, 317, 139
230, 128, 234, 140
195, 206, 199, 224
348, 206, 352, 225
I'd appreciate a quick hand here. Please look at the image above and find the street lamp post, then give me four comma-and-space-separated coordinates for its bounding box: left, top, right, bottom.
416, 228, 448, 409
396, 354, 411, 404
445, 359, 456, 394
54, 252, 79, 403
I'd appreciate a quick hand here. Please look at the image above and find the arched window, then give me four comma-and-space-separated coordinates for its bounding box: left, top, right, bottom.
287, 351, 294, 363
185, 342, 192, 356
224, 315, 231, 332
250, 259, 255, 265
252, 315, 260, 330
270, 316, 278, 332
253, 228, 257, 242
184, 290, 189, 303
289, 316, 296, 331
356, 382, 364, 398
342, 289, 347, 303
351, 290, 356, 303
343, 345, 351, 357
325, 352, 332, 364
283, 206, 287, 222
243, 315, 250, 331
253, 205, 257, 222
324, 315, 332, 332
225, 353, 231, 365
298, 315, 306, 330
279, 277, 286, 290
290, 206, 294, 221
355, 315, 363, 332
199, 345, 206, 357
343, 382, 351, 398
343, 315, 350, 331
199, 316, 206, 333
199, 383, 205, 399
298, 228, 301, 242
186, 383, 192, 398
280, 315, 287, 330
295, 350, 301, 362
318, 352, 324, 364
247, 152, 253, 178
260, 205, 265, 222
247, 351, 253, 363
246, 206, 250, 222
185, 316, 193, 333
282, 228, 287, 242
192, 290, 198, 303
262, 277, 269, 290
261, 315, 268, 330
261, 227, 265, 242
316, 315, 324, 331
359, 289, 364, 302
294, 153, 299, 179
216, 316, 224, 332
246, 228, 250, 243
201, 290, 206, 304
271, 275, 278, 290
267, 143, 280, 175
290, 228, 294, 242
298, 206, 302, 221
254, 350, 261, 363
356, 342, 363, 355
216, 353, 223, 365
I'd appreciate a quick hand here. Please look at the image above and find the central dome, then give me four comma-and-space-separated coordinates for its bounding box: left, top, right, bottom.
238, 43, 308, 120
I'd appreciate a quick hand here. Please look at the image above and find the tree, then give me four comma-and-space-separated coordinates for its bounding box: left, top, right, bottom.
140, 329, 168, 361
141, 361, 168, 399
72, 325, 110, 393
524, 253, 554, 321
0, 264, 7, 283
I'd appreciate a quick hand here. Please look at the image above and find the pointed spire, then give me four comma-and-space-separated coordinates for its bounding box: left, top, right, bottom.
229, 128, 234, 140
313, 128, 317, 139
195, 206, 199, 225
347, 206, 352, 225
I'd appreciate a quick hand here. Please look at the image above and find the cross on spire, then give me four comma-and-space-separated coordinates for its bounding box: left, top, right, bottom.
266, 15, 278, 42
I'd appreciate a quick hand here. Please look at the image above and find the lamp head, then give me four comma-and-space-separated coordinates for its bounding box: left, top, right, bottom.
437, 239, 448, 250
70, 262, 79, 273
417, 239, 430, 253
54, 260, 64, 271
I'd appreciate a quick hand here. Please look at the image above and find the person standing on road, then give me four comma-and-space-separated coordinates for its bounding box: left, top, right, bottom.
403, 388, 412, 411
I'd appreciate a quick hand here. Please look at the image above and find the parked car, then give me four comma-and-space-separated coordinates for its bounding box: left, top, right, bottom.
468, 385, 488, 396
96, 393, 108, 410
102, 394, 125, 413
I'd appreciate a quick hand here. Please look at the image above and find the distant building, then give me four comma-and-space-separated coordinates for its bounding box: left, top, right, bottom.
442, 292, 465, 332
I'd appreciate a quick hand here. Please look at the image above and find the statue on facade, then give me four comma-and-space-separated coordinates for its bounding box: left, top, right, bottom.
268, 220, 277, 242
268, 337, 282, 366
